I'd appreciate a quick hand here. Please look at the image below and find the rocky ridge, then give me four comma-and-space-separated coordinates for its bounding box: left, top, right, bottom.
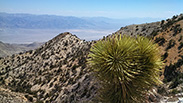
0, 32, 98, 103
116, 14, 183, 37
116, 21, 161, 37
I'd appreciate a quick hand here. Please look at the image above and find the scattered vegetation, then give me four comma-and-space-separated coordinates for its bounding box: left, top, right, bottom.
161, 14, 183, 30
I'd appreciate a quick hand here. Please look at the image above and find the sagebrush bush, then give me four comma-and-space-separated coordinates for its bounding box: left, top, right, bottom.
88, 34, 163, 103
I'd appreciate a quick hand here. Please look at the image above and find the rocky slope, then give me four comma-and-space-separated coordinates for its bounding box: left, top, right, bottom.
0, 32, 98, 103
153, 15, 183, 95
0, 14, 183, 103
115, 14, 183, 37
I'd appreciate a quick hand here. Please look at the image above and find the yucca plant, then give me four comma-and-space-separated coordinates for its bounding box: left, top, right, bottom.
88, 34, 163, 103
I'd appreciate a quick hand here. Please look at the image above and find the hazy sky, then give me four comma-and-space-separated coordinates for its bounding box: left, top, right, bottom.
0, 0, 182, 19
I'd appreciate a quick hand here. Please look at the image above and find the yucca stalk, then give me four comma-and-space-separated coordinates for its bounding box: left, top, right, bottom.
88, 34, 163, 103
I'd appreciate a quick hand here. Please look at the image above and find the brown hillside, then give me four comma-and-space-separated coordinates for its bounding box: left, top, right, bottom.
154, 20, 183, 68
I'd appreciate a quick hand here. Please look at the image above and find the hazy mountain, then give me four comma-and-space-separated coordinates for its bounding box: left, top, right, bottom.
0, 14, 182, 103
82, 16, 163, 26
0, 12, 163, 43
0, 41, 43, 57
0, 12, 162, 30
0, 12, 119, 30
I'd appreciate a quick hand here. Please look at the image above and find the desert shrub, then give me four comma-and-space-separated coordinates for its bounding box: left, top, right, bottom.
64, 40, 68, 46
25, 95, 33, 102
141, 27, 146, 32
162, 18, 177, 30
1, 79, 5, 84
88, 34, 163, 102
154, 37, 165, 46
69, 95, 75, 102
172, 15, 178, 20
178, 14, 183, 21
178, 42, 183, 50
29, 50, 33, 54
166, 39, 175, 51
164, 57, 183, 88
174, 58, 183, 72
49, 82, 53, 88
173, 24, 182, 36
157, 86, 168, 95
162, 52, 168, 60
151, 30, 158, 36
164, 63, 177, 82
169, 73, 183, 89
161, 20, 165, 26
179, 35, 182, 42
15, 85, 25, 93
63, 59, 67, 65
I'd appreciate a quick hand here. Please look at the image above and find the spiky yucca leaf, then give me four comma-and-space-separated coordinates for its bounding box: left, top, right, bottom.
88, 34, 163, 103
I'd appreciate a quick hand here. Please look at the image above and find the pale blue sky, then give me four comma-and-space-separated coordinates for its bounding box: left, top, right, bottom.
0, 0, 182, 19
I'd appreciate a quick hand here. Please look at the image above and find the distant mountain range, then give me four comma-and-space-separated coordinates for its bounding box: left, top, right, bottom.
0, 12, 163, 43
0, 12, 162, 30
0, 12, 120, 29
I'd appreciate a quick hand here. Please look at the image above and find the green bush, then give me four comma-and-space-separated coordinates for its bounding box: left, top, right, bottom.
88, 34, 163, 102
